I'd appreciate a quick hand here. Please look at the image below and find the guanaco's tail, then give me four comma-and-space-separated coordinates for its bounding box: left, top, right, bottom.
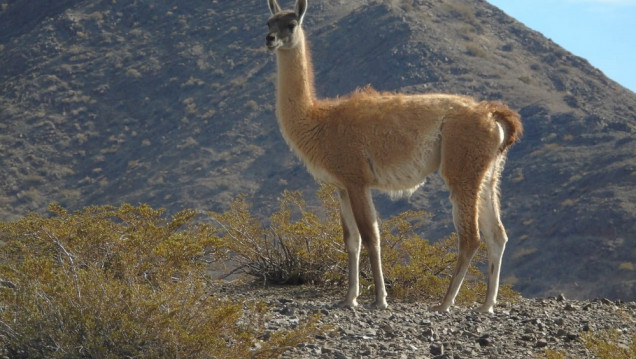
481, 101, 523, 151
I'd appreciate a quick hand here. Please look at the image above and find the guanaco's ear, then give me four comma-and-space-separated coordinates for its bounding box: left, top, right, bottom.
268, 0, 282, 15
295, 0, 307, 25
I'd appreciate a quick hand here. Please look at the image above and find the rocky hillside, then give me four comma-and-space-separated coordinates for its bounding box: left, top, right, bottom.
0, 0, 634, 300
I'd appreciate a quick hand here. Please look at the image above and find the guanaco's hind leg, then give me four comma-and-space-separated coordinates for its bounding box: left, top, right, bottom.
342, 186, 388, 309
433, 185, 482, 312
338, 188, 362, 308
434, 116, 498, 312
477, 155, 508, 313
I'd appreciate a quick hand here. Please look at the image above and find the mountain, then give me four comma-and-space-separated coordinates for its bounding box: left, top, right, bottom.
1, 0, 634, 300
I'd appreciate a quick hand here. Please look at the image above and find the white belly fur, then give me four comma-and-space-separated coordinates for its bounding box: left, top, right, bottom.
371, 132, 442, 199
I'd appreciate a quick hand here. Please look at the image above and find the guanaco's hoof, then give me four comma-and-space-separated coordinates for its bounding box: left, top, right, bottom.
431, 304, 450, 312
338, 299, 358, 309
476, 304, 495, 314
370, 300, 389, 310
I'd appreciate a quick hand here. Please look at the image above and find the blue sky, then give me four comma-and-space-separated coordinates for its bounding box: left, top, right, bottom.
487, 0, 636, 92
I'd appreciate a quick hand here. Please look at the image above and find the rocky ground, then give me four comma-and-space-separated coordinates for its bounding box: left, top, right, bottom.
220, 284, 635, 359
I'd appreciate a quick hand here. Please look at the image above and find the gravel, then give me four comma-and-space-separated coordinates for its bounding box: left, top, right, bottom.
219, 284, 635, 358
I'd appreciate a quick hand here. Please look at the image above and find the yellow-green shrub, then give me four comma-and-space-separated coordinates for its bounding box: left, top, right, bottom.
541, 349, 567, 359
581, 329, 636, 359
541, 330, 636, 359
0, 204, 318, 359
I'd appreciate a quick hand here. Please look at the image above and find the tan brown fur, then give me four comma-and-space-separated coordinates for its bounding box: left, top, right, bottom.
266, 0, 522, 312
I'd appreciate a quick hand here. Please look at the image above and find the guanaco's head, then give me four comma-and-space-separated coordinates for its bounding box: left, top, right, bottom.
266, 0, 307, 51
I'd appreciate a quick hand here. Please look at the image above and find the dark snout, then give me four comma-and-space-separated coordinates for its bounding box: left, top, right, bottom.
266, 33, 278, 50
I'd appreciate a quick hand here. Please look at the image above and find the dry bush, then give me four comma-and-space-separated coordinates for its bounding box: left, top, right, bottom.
208, 186, 346, 285
0, 204, 319, 359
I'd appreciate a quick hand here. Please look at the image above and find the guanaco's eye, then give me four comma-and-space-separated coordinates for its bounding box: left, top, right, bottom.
287, 22, 296, 31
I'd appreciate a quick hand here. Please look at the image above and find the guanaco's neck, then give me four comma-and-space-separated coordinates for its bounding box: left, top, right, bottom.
275, 29, 316, 126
